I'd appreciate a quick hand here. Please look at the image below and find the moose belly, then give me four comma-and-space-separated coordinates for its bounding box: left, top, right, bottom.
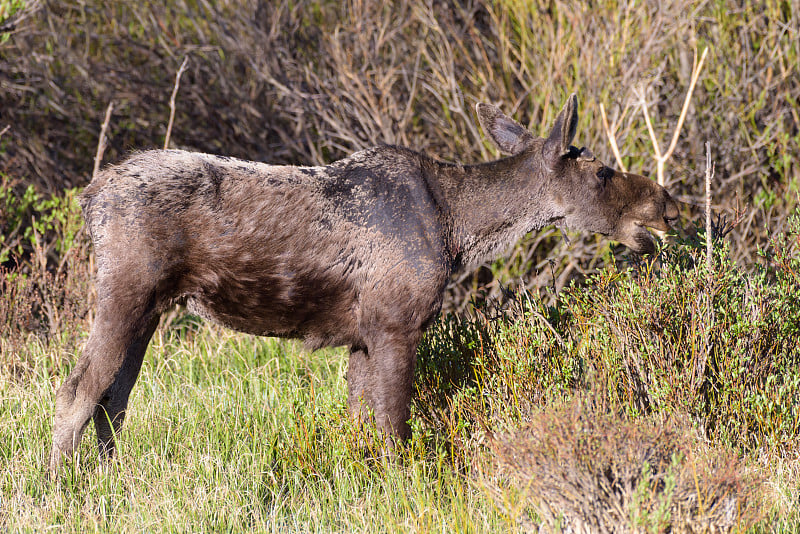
183, 270, 360, 351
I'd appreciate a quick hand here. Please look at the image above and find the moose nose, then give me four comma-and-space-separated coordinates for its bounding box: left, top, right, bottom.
664, 196, 680, 226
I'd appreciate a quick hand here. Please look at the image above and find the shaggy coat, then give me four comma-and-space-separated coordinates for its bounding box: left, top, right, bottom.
49, 95, 679, 472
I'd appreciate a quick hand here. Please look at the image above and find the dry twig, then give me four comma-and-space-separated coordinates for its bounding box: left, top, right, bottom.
599, 102, 630, 172
696, 140, 715, 393
705, 141, 715, 275
92, 101, 114, 181
636, 47, 708, 187
165, 56, 189, 150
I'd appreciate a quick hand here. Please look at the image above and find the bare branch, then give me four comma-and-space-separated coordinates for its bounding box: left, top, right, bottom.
165, 56, 189, 150
635, 84, 663, 161
636, 47, 708, 188
705, 140, 715, 275
599, 103, 628, 172
664, 47, 708, 162
92, 101, 114, 181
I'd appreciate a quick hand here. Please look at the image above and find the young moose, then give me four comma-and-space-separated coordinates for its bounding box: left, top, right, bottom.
49, 94, 678, 472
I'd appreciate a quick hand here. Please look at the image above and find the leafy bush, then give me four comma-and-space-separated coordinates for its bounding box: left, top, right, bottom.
413, 220, 798, 528
416, 212, 800, 457
0, 179, 91, 358
570, 216, 800, 452
0, 0, 27, 44
1, 181, 84, 265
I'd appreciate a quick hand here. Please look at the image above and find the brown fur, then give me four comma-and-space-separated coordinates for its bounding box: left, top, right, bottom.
48, 94, 678, 472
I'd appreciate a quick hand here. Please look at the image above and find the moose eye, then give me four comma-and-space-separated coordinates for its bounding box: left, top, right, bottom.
596, 166, 614, 181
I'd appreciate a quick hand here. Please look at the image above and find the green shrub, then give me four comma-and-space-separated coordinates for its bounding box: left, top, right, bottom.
416, 212, 800, 456
0, 0, 26, 44
1, 179, 84, 265
0, 180, 91, 356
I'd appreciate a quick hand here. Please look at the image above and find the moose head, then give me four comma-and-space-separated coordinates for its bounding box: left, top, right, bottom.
475, 94, 679, 256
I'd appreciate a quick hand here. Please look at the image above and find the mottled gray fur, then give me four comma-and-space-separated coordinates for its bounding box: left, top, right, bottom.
48, 94, 678, 473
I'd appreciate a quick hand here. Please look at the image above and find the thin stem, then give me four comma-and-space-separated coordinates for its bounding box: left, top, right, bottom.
165, 56, 189, 150
92, 101, 114, 181
637, 47, 709, 187
637, 84, 662, 160
664, 47, 708, 162
705, 140, 714, 276
599, 103, 628, 172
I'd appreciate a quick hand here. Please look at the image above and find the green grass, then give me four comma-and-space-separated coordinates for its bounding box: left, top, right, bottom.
0, 325, 516, 532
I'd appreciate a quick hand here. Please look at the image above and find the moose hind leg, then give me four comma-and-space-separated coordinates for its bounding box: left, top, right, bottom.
49, 294, 159, 473
93, 315, 159, 459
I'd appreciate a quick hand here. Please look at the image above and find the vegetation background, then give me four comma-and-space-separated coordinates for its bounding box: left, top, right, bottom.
1, 0, 798, 531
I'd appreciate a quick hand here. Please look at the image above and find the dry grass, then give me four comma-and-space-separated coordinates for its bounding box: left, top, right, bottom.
1, 0, 798, 304
484, 399, 765, 533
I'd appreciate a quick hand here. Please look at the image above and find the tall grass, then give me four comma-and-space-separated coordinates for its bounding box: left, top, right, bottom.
0, 326, 515, 532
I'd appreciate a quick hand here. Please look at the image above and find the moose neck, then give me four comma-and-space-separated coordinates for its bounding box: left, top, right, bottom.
425, 144, 564, 271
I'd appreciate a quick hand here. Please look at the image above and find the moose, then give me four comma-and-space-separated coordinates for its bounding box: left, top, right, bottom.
49, 94, 679, 472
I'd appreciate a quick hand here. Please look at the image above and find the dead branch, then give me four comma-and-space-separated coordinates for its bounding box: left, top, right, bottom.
92, 101, 114, 181
637, 47, 708, 187
164, 56, 189, 150
599, 102, 629, 172
705, 141, 714, 275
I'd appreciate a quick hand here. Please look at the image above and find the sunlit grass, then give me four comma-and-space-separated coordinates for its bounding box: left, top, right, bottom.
0, 323, 515, 532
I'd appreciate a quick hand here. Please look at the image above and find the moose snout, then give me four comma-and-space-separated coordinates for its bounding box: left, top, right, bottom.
663, 194, 680, 227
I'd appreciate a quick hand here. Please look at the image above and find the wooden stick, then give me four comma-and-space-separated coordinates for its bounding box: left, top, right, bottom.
165, 56, 189, 150
92, 101, 114, 181
697, 140, 715, 393
664, 47, 708, 164
599, 103, 628, 172
705, 140, 714, 276
637, 47, 709, 187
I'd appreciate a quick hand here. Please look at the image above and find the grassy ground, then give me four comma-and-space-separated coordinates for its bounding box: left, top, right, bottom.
1, 327, 515, 532
0, 335, 796, 532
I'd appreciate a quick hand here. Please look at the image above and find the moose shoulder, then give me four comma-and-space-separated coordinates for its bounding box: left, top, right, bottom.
49, 94, 678, 473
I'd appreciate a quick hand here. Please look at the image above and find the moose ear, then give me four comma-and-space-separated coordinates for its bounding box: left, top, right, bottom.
543, 93, 579, 164
476, 103, 535, 155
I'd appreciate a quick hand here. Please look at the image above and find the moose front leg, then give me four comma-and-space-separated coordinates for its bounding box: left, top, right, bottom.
346, 336, 418, 444
346, 346, 373, 426
360, 331, 420, 442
